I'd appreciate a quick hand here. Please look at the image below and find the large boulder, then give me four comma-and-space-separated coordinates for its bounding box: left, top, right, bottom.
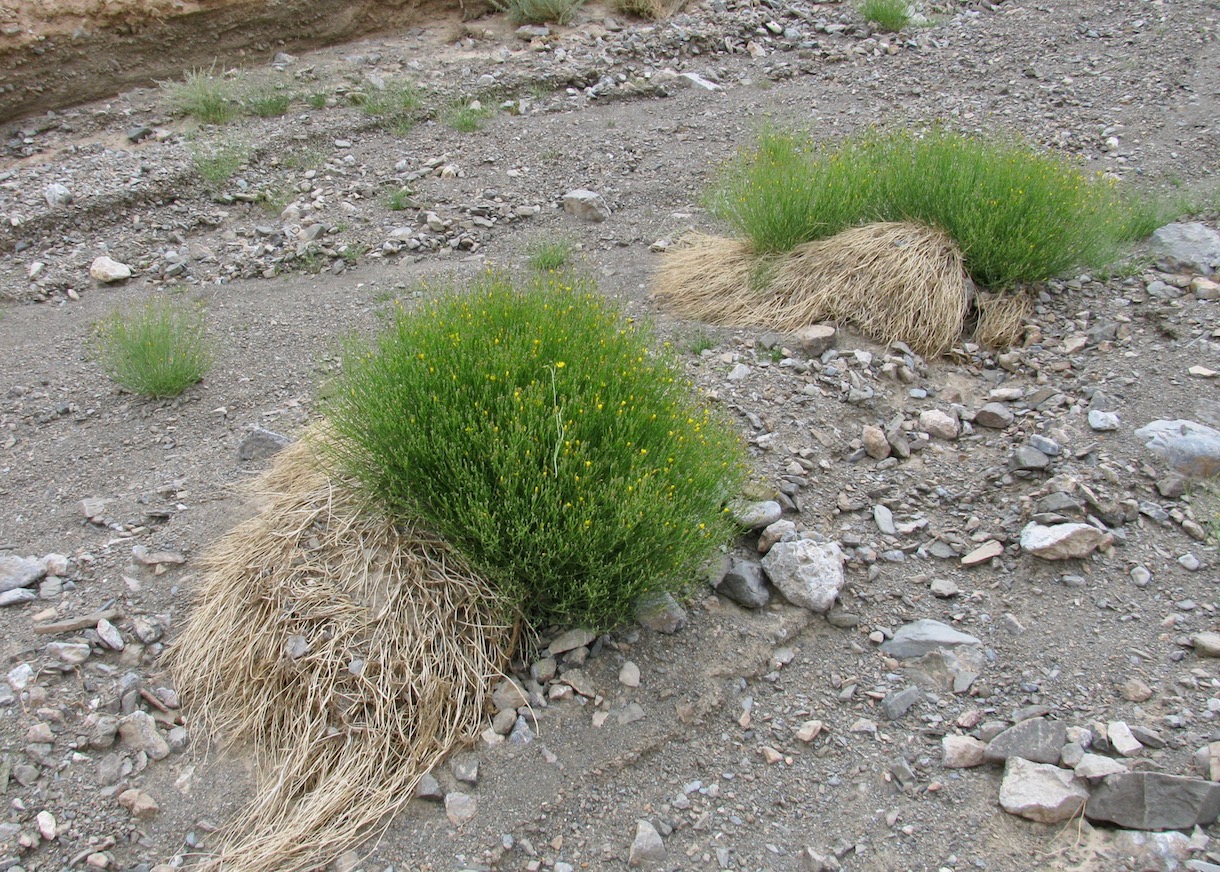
760, 540, 844, 614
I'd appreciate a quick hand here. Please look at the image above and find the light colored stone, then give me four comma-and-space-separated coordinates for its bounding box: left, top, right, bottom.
117, 788, 159, 820
998, 757, 1089, 824
444, 792, 477, 825
1020, 522, 1110, 560
961, 540, 1004, 567
1075, 753, 1129, 780
1088, 410, 1120, 431
861, 425, 890, 460
941, 734, 987, 768
118, 711, 169, 760
760, 540, 845, 614
1135, 420, 1220, 479
1194, 632, 1220, 658
562, 189, 610, 222
636, 592, 687, 634
90, 256, 132, 283
732, 499, 782, 530
96, 619, 124, 651
1149, 221, 1220, 273
45, 641, 91, 665
930, 578, 959, 598
628, 819, 665, 867
0, 555, 46, 592
1108, 721, 1144, 757
880, 619, 980, 659
975, 402, 1015, 429
919, 409, 960, 440
549, 628, 596, 656
619, 661, 641, 688
36, 810, 56, 840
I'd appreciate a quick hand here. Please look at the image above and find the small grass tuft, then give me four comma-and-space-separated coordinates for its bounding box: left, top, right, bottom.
245, 89, 293, 117
708, 127, 1178, 288
352, 81, 424, 133
305, 91, 329, 109
526, 237, 575, 271
163, 68, 239, 125
95, 298, 213, 398
492, 0, 584, 25
191, 142, 250, 192
444, 100, 494, 133
859, 0, 911, 32
323, 270, 747, 630
386, 188, 417, 211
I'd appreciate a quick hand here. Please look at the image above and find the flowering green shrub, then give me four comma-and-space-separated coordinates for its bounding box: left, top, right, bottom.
708, 127, 1179, 287
325, 271, 746, 630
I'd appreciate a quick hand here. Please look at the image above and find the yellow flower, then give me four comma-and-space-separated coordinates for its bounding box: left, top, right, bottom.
555, 361, 566, 368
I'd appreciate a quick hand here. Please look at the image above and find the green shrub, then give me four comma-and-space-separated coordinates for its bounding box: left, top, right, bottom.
324, 271, 746, 630
191, 142, 250, 192
708, 127, 1175, 287
527, 237, 575, 271
163, 69, 239, 125
859, 0, 910, 32
445, 100, 493, 133
353, 81, 423, 132
245, 89, 293, 117
385, 188, 416, 211
493, 0, 584, 25
95, 298, 213, 398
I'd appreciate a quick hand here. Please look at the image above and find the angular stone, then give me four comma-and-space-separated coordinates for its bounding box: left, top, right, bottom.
961, 540, 1004, 567
942, 734, 987, 768
619, 661, 641, 688
562, 189, 610, 222
444, 791, 477, 825
1087, 773, 1220, 830
861, 425, 891, 460
0, 589, 37, 606
1135, 420, 1220, 479
714, 556, 770, 608
90, 256, 132, 283
760, 540, 845, 614
237, 427, 292, 462
1192, 632, 1220, 658
975, 403, 1015, 429
1075, 753, 1129, 780
998, 757, 1088, 824
880, 619, 980, 660
636, 592, 687, 634
880, 686, 922, 720
985, 717, 1067, 765
450, 753, 479, 785
792, 324, 837, 357
1149, 222, 1220, 273
628, 819, 665, 866
118, 711, 169, 760
758, 519, 797, 554
1088, 410, 1120, 432
1108, 721, 1144, 757
1020, 522, 1110, 560
491, 678, 528, 711
0, 555, 46, 592
548, 628, 596, 656
117, 788, 159, 820
1012, 445, 1051, 470
919, 409, 960, 440
45, 641, 91, 665
414, 772, 443, 801
907, 645, 984, 694
732, 500, 782, 530
1113, 830, 1193, 872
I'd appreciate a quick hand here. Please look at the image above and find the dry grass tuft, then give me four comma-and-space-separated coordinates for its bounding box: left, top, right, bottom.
972, 289, 1032, 349
171, 432, 512, 872
654, 223, 971, 357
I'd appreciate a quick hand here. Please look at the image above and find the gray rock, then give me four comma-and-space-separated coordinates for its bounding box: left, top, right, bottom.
563, 189, 610, 222
1135, 420, 1220, 478
629, 819, 666, 866
929, 578, 959, 598
1075, 753, 1129, 780
444, 791, 477, 825
758, 519, 797, 554
732, 500, 782, 530
760, 540, 845, 614
880, 686, 922, 720
1088, 410, 1120, 432
907, 645, 984, 694
491, 678, 528, 712
880, 619, 981, 659
975, 403, 1015, 429
1012, 445, 1050, 471
726, 363, 751, 381
451, 753, 479, 785
44, 183, 73, 207
714, 556, 771, 608
414, 772, 444, 801
942, 734, 987, 768
636, 593, 687, 634
873, 505, 896, 536
999, 757, 1089, 824
619, 661, 640, 688
1193, 632, 1220, 658
861, 425, 891, 460
1029, 434, 1062, 456
985, 717, 1067, 765
1149, 222, 1220, 274
238, 427, 292, 462
118, 711, 169, 760
0, 555, 47, 592
0, 589, 37, 606
1020, 522, 1109, 560
45, 641, 91, 665
1113, 830, 1193, 872
1087, 773, 1220, 830
793, 324, 837, 357
548, 628, 596, 656
509, 714, 535, 745
516, 24, 550, 39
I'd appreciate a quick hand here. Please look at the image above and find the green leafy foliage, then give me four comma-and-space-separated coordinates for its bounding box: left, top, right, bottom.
859, 0, 910, 32
163, 68, 239, 125
324, 271, 747, 630
95, 298, 213, 398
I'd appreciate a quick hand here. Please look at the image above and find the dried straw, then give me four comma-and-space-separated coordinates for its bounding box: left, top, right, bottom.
654, 223, 974, 357
171, 432, 512, 872
973, 288, 1032, 349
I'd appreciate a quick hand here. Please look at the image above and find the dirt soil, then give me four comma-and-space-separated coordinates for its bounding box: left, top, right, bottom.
1, 0, 1220, 871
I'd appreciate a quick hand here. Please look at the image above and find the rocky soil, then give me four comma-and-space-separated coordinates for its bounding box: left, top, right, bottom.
2, 0, 1220, 870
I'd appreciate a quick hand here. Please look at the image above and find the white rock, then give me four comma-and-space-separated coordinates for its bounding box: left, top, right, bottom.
0, 555, 47, 592
562, 189, 610, 223
7, 663, 34, 690
1107, 721, 1144, 757
941, 734, 987, 768
919, 409, 960, 440
998, 757, 1089, 824
444, 792, 477, 825
619, 661, 640, 688
45, 641, 91, 665
1088, 410, 1120, 431
96, 619, 124, 651
1075, 753, 1129, 780
44, 183, 73, 207
1135, 419, 1220, 478
1020, 522, 1110, 560
628, 819, 666, 866
760, 540, 845, 614
36, 810, 56, 840
90, 256, 132, 283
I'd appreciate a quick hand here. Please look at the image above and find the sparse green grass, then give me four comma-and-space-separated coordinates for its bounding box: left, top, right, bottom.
245, 89, 293, 117
257, 186, 294, 217
95, 298, 213, 398
163, 68, 239, 125
323, 270, 746, 630
859, 0, 910, 32
191, 142, 250, 192
305, 91, 329, 109
686, 329, 716, 355
708, 127, 1181, 288
526, 237, 575, 271
493, 0, 585, 25
386, 188, 417, 211
444, 101, 494, 133
340, 244, 368, 266
352, 81, 424, 133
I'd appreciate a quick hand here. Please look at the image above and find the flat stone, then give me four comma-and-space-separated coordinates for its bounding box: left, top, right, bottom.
1088, 410, 1120, 432
90, 256, 132, 283
45, 641, 91, 665
1087, 773, 1220, 830
792, 324, 837, 357
629, 819, 666, 866
1020, 522, 1110, 560
999, 757, 1089, 824
1192, 632, 1220, 658
444, 792, 477, 825
1075, 753, 1130, 780
880, 619, 980, 660
562, 189, 610, 223
714, 556, 771, 608
930, 578, 960, 598
0, 555, 47, 592
548, 628, 596, 656
732, 500, 782, 530
237, 427, 292, 462
919, 409, 960, 440
1120, 679, 1154, 702
636, 592, 687, 634
975, 403, 1015, 429
1149, 222, 1220, 274
1012, 445, 1051, 470
873, 505, 896, 536
760, 540, 845, 614
619, 661, 641, 688
881, 686, 922, 720
961, 540, 1004, 567
0, 588, 37, 606
1135, 420, 1220, 479
985, 717, 1067, 765
1108, 721, 1145, 757
942, 734, 987, 768
907, 645, 984, 694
